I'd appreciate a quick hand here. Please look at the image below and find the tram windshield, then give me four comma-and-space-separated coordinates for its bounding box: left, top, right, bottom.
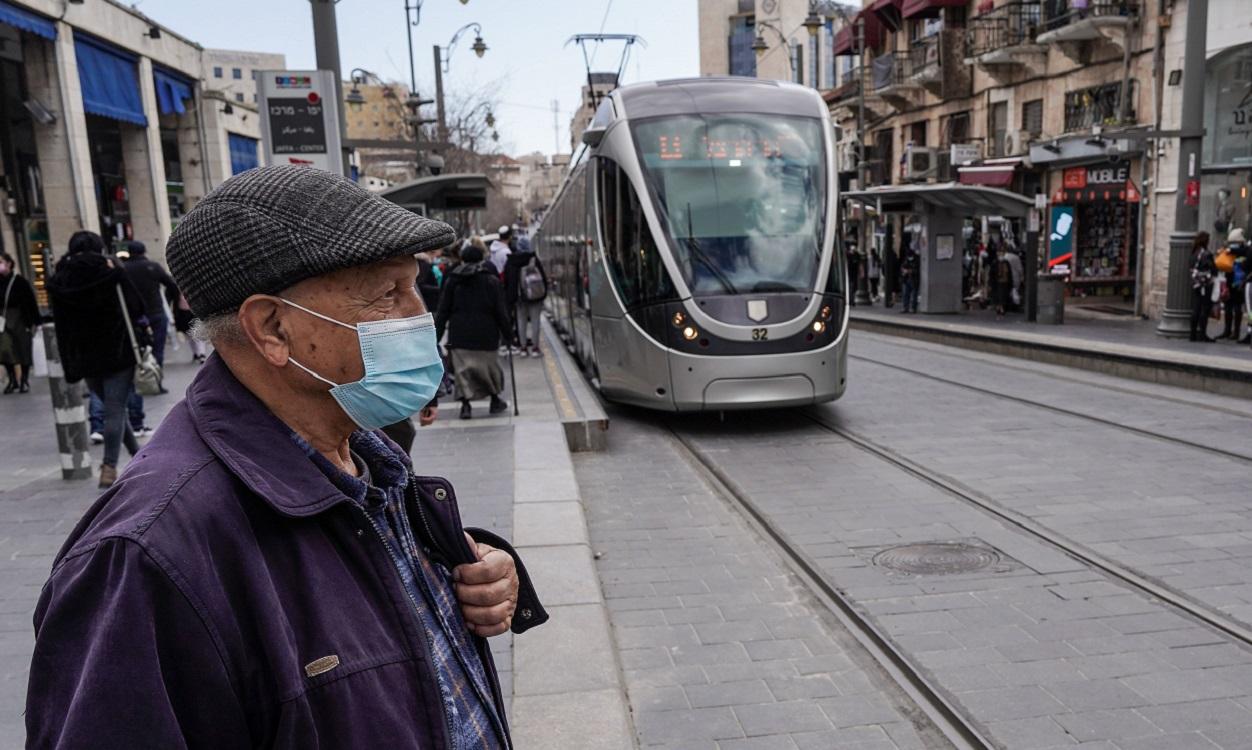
633, 114, 826, 297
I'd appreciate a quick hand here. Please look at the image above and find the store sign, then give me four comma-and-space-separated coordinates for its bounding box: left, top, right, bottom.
1048, 205, 1075, 270
1063, 168, 1087, 189
950, 143, 981, 166
1085, 162, 1130, 187
257, 69, 343, 174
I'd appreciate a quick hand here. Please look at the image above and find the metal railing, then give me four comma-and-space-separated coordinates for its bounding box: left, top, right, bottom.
868, 52, 911, 92
966, 1, 1042, 58
908, 35, 941, 77
1041, 0, 1139, 33
1063, 82, 1135, 131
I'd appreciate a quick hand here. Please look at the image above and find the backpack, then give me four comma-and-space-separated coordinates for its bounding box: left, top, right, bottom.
521, 257, 546, 302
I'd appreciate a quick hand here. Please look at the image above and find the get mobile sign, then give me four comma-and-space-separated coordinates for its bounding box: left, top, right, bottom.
257, 70, 343, 174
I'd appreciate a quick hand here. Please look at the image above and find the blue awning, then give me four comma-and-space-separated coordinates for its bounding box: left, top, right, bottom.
74, 33, 146, 126
228, 133, 259, 175
153, 66, 194, 116
0, 1, 56, 40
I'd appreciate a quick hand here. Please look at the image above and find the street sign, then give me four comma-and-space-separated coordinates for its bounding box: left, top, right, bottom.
257, 70, 344, 174
950, 143, 981, 166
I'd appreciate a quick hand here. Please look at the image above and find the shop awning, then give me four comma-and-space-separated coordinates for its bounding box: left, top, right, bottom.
902, 0, 968, 19
153, 66, 195, 116
958, 157, 1024, 188
832, 11, 884, 55
869, 0, 905, 31
0, 1, 55, 40
843, 182, 1033, 217
74, 34, 146, 126
228, 133, 259, 175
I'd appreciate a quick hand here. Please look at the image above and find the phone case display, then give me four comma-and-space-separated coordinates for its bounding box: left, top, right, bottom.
1075, 201, 1132, 279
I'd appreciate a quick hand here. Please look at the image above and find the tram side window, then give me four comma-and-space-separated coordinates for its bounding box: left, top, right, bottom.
597, 157, 676, 309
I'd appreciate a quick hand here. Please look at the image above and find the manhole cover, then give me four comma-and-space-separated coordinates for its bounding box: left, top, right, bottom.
872, 542, 1001, 575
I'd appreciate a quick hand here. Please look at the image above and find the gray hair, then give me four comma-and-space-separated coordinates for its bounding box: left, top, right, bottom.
190, 311, 246, 345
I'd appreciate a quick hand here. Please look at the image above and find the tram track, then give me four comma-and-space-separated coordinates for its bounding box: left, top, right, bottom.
849, 352, 1252, 466
666, 423, 993, 750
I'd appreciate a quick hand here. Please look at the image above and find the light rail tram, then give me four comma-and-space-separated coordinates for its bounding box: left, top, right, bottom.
535, 77, 848, 411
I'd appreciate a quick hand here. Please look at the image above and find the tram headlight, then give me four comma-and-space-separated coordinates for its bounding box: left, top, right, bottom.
682, 325, 699, 341
672, 311, 686, 327
812, 320, 826, 334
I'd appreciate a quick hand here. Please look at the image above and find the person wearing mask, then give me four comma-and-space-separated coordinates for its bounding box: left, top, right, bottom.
1189, 231, 1217, 342
0, 252, 40, 394
47, 231, 147, 487
1216, 228, 1248, 342
27, 167, 544, 748
503, 240, 548, 357
435, 242, 512, 419
121, 240, 179, 370
899, 241, 921, 314
489, 225, 512, 274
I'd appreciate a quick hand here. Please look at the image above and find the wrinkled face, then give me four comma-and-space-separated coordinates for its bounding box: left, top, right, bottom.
281, 255, 423, 384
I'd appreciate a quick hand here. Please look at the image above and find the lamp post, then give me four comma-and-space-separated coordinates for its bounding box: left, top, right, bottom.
433, 22, 488, 148
751, 21, 795, 79
308, 0, 351, 176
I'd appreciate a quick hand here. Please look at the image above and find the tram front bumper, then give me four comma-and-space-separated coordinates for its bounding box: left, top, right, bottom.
701, 375, 815, 410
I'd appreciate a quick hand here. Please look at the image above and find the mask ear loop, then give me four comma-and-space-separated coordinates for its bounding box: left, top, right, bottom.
279, 299, 355, 387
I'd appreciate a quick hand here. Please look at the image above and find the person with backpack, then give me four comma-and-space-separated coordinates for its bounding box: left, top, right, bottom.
47, 231, 149, 487
1215, 228, 1248, 342
435, 242, 512, 419
503, 239, 548, 358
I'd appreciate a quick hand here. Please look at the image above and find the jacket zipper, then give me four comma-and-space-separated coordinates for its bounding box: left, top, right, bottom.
356, 507, 456, 748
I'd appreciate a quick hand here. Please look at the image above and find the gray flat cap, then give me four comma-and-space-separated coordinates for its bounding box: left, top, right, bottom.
167, 165, 455, 317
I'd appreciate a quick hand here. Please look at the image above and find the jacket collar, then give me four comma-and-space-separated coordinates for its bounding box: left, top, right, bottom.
186, 354, 357, 517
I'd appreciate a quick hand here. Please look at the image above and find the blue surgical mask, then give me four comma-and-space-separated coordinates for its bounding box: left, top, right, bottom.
282, 299, 444, 431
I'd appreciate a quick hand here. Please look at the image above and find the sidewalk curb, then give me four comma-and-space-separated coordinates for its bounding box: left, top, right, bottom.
851, 312, 1252, 400
509, 421, 636, 749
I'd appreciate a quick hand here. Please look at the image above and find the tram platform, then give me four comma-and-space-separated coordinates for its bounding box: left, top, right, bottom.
849, 305, 1252, 400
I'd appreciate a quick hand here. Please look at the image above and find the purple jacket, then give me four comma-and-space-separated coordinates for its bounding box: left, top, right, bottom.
26, 355, 546, 749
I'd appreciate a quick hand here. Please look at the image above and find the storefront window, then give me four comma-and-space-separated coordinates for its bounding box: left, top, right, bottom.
1204, 43, 1252, 168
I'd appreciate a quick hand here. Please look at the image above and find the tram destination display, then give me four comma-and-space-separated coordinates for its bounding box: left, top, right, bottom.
256, 69, 344, 174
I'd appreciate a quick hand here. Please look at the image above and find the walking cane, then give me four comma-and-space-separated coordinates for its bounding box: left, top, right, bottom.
506, 341, 519, 416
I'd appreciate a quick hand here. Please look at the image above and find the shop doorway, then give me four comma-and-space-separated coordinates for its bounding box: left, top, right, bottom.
0, 31, 51, 308
86, 116, 132, 251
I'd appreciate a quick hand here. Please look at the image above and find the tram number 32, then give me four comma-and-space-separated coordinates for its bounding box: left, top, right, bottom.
752, 328, 769, 341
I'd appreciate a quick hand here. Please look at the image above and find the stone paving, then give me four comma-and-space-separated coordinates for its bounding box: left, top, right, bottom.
574, 415, 950, 750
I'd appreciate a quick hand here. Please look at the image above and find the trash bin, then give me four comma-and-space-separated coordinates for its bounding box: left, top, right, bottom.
1036, 274, 1065, 325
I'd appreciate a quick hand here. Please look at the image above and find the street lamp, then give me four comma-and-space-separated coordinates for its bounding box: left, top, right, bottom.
751, 21, 794, 75
433, 22, 488, 147
485, 110, 496, 128
803, 3, 824, 37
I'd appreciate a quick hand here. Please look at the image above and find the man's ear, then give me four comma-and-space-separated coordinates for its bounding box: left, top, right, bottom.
237, 295, 291, 367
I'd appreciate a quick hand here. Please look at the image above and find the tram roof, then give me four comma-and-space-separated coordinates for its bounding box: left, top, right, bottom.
842, 183, 1033, 218
379, 173, 490, 212
615, 77, 827, 120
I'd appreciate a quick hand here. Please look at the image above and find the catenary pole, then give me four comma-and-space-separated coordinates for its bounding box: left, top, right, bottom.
1156, 0, 1209, 337
310, 0, 351, 177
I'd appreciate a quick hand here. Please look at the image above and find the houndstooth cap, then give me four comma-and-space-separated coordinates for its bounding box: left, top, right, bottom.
166, 166, 455, 317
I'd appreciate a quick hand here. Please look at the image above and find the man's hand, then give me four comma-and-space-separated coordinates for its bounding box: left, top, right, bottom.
453, 533, 518, 637
419, 405, 438, 426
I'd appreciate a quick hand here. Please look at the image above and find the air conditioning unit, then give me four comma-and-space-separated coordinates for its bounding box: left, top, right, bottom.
1003, 130, 1031, 156
905, 147, 936, 181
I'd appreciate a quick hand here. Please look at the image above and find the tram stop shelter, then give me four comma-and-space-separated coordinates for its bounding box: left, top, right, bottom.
379, 173, 490, 236
843, 183, 1037, 315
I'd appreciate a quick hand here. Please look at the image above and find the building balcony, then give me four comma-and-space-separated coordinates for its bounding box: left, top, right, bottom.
1063, 82, 1136, 132
865, 52, 922, 111
1037, 0, 1139, 57
908, 35, 942, 87
965, 1, 1047, 74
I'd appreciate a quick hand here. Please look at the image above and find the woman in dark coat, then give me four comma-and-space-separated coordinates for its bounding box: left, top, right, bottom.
1189, 231, 1217, 342
0, 252, 40, 393
434, 242, 512, 420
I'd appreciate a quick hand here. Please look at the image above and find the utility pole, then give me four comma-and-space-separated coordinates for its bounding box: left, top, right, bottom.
1156, 0, 1210, 337
552, 99, 561, 155
309, 0, 351, 177
433, 46, 448, 148
853, 13, 871, 306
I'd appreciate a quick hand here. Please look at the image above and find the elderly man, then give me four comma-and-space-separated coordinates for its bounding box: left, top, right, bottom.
26, 166, 546, 748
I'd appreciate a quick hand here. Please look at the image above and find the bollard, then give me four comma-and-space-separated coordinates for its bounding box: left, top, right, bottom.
42, 325, 93, 480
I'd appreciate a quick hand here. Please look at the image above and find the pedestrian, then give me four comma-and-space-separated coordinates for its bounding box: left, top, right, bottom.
1003, 242, 1024, 311
845, 237, 860, 306
1189, 231, 1217, 342
503, 239, 548, 357
1215, 228, 1247, 342
46, 231, 146, 487
1244, 251, 1252, 348
489, 225, 512, 274
992, 246, 1014, 319
436, 241, 512, 419
416, 248, 443, 312
0, 251, 40, 394
121, 240, 179, 369
27, 166, 545, 749
867, 246, 881, 302
899, 241, 921, 313
172, 292, 208, 363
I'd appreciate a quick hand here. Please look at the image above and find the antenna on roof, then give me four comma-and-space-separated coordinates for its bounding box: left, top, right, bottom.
564, 34, 646, 112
